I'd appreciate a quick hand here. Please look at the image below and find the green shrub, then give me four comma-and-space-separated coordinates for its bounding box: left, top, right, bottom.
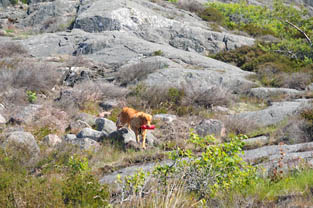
153, 132, 258, 198
153, 50, 163, 56
208, 0, 313, 65
199, 7, 225, 25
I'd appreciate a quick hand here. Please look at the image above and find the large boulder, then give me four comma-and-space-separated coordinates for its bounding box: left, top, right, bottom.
76, 128, 107, 142
195, 119, 226, 139
10, 104, 42, 125
248, 87, 303, 99
73, 0, 254, 53
230, 100, 312, 127
20, 0, 78, 33
42, 134, 62, 147
107, 128, 155, 149
95, 118, 116, 133
0, 131, 40, 162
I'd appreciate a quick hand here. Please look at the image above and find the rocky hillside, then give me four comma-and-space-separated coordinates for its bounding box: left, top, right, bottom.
0, 0, 313, 207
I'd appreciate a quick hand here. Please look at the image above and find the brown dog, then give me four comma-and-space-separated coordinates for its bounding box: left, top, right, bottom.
116, 107, 152, 149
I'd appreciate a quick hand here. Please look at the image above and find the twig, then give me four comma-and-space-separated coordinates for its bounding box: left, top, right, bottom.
285, 20, 312, 46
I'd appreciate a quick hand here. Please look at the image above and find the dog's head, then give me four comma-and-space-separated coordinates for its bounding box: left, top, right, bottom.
116, 119, 123, 130
138, 112, 152, 126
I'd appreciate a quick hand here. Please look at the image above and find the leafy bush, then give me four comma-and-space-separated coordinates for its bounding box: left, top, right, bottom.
117, 133, 257, 204
199, 7, 225, 25
208, 0, 313, 65
26, 90, 37, 103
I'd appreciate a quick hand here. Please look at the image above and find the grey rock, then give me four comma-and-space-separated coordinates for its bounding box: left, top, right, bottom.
11, 104, 42, 125
21, 0, 78, 33
231, 101, 309, 127
244, 135, 269, 150
69, 120, 91, 132
76, 128, 107, 142
153, 114, 177, 123
243, 142, 313, 164
108, 128, 136, 146
63, 133, 77, 141
249, 87, 303, 99
74, 113, 97, 127
95, 118, 116, 134
107, 127, 155, 149
73, 0, 254, 53
42, 134, 62, 147
0, 113, 5, 124
195, 119, 226, 139
0, 131, 40, 159
71, 137, 101, 151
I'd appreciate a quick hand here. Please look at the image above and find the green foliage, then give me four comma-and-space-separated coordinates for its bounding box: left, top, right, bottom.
26, 90, 37, 103
208, 0, 313, 65
117, 169, 150, 200
153, 132, 258, 198
153, 50, 163, 56
33, 126, 55, 141
0, 149, 110, 207
167, 87, 184, 105
199, 7, 225, 25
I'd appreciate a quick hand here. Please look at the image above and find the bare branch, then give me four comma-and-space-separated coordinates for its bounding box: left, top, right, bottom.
285, 20, 312, 46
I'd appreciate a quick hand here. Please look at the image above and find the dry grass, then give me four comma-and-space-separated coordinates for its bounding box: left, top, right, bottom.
0, 42, 27, 58
176, 0, 204, 13
221, 116, 259, 136
54, 81, 128, 116
116, 62, 162, 86
0, 61, 61, 93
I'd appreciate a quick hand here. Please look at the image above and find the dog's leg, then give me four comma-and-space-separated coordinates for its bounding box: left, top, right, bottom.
142, 129, 147, 149
135, 129, 140, 144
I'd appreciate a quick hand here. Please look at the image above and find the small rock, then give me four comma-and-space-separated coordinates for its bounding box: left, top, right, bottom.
77, 128, 107, 142
63, 134, 77, 142
95, 118, 116, 133
195, 119, 226, 139
153, 114, 177, 123
42, 134, 62, 147
98, 111, 111, 118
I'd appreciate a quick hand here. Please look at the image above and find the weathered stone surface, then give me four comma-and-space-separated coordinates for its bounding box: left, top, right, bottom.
69, 120, 91, 133
42, 134, 62, 147
76, 128, 107, 142
71, 137, 101, 151
0, 131, 40, 159
231, 100, 311, 127
73, 0, 254, 54
244, 135, 269, 150
107, 128, 155, 149
249, 87, 303, 99
11, 104, 42, 125
195, 119, 226, 139
20, 0, 78, 33
153, 114, 177, 123
95, 118, 116, 134
63, 133, 77, 141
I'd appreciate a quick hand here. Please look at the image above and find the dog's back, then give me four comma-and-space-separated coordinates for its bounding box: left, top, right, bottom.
116, 107, 137, 129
